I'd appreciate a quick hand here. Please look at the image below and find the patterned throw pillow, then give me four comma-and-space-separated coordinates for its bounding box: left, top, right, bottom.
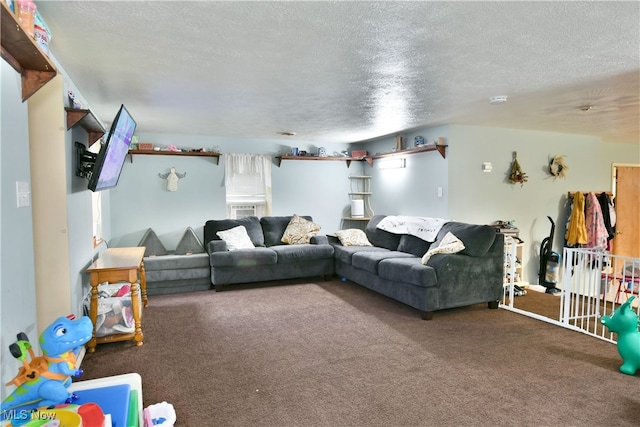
421, 232, 465, 265
216, 226, 255, 251
335, 229, 372, 246
281, 214, 321, 245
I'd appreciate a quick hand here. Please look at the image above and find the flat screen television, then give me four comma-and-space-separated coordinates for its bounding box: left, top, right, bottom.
88, 104, 137, 192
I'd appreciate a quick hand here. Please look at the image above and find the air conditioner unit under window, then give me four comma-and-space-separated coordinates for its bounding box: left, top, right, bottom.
230, 204, 257, 219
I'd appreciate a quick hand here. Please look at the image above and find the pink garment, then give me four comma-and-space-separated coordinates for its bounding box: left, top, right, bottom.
585, 192, 608, 249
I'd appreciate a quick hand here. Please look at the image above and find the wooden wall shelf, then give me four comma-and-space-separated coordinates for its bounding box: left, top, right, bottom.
364, 144, 447, 165
128, 149, 221, 165
1, 2, 57, 101
276, 155, 360, 167
277, 144, 446, 167
65, 108, 106, 146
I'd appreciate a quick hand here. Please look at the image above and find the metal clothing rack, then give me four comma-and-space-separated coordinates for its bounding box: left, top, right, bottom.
567, 191, 613, 198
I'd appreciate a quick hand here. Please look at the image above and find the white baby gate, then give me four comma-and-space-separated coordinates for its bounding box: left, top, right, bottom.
500, 244, 640, 344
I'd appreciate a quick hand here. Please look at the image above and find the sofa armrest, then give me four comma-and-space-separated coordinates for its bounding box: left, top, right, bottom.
311, 235, 329, 245
207, 240, 227, 254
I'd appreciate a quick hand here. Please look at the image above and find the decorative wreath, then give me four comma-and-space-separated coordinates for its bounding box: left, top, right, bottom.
508, 151, 528, 186
549, 155, 569, 179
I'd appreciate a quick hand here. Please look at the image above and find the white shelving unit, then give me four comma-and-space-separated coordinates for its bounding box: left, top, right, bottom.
343, 175, 373, 229
504, 239, 526, 286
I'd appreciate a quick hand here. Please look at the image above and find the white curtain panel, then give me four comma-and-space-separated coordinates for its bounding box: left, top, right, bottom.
224, 153, 272, 216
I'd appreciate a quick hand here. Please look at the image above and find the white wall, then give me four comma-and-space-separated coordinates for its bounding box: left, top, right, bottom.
448, 125, 639, 284
109, 126, 638, 285
1, 61, 38, 400
363, 124, 639, 284
108, 133, 352, 248
357, 125, 450, 218
1, 57, 105, 402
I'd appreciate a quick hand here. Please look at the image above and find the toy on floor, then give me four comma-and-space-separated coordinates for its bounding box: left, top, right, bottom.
1, 315, 93, 415
17, 402, 105, 427
600, 295, 640, 375
95, 297, 134, 336
144, 401, 176, 426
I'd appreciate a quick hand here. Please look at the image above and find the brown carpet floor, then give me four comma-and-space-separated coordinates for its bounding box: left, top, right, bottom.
79, 279, 640, 426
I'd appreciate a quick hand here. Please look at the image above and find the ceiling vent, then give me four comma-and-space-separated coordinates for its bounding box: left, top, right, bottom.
489, 96, 508, 104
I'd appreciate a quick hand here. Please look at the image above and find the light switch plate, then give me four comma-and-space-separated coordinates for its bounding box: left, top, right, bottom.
16, 181, 31, 208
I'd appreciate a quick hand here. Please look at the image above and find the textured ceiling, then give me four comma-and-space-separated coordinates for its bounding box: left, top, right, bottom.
37, 1, 640, 144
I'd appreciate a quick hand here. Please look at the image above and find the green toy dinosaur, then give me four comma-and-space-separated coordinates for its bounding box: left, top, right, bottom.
600, 296, 640, 376
1, 314, 93, 415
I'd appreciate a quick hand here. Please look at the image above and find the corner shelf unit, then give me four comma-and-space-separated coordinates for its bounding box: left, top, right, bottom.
343, 175, 373, 228
127, 149, 221, 165
65, 108, 106, 146
1, 2, 57, 101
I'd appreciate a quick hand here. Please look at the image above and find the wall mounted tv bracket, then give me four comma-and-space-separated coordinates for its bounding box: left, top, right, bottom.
75, 141, 97, 179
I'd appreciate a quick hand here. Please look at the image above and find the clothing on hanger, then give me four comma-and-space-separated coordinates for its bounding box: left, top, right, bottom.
565, 191, 587, 245
585, 192, 608, 250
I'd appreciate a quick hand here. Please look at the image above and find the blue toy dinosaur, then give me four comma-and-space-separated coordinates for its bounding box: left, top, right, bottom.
600, 295, 640, 376
1, 314, 93, 415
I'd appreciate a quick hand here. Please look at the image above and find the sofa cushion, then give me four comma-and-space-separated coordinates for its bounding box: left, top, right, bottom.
209, 247, 277, 267
378, 257, 438, 288
216, 225, 256, 251
352, 251, 416, 274
174, 227, 205, 255
260, 215, 314, 247
365, 215, 401, 251
421, 232, 465, 264
204, 217, 265, 247
145, 264, 210, 282
281, 214, 321, 244
435, 222, 496, 257
335, 229, 372, 246
397, 234, 432, 257
144, 253, 210, 270
332, 245, 389, 265
138, 228, 168, 257
271, 244, 334, 263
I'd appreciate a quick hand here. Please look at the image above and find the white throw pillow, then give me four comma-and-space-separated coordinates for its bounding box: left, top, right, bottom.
216, 225, 255, 251
335, 229, 372, 246
421, 232, 465, 264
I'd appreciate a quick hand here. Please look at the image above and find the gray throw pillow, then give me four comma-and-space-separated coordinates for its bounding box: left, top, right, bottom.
365, 215, 401, 251
138, 228, 168, 257
174, 227, 205, 255
260, 215, 313, 247
434, 222, 496, 257
204, 217, 265, 247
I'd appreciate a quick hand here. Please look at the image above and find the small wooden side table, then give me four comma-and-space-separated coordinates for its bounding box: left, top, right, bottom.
86, 247, 148, 352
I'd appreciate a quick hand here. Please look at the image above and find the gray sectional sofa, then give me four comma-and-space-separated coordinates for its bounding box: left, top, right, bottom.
135, 214, 504, 321
330, 215, 505, 320
204, 215, 335, 290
